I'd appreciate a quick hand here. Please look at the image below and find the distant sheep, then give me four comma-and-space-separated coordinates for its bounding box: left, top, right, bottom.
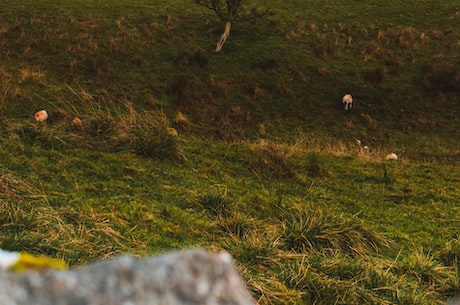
167, 127, 178, 137
72, 117, 82, 126
342, 94, 353, 111
356, 139, 369, 150
385, 153, 398, 160
34, 110, 48, 122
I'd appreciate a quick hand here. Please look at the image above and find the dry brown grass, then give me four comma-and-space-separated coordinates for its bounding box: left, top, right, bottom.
0, 168, 38, 201
0, 199, 129, 265
292, 132, 389, 162
173, 111, 189, 129
249, 139, 296, 178
18, 68, 47, 85
248, 133, 401, 171
0, 82, 10, 113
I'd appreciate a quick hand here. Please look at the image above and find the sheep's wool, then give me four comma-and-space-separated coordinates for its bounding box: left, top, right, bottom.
342, 94, 353, 110
385, 153, 398, 160
35, 110, 48, 122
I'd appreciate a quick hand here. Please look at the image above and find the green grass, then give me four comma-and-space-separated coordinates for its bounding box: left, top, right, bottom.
0, 0, 459, 304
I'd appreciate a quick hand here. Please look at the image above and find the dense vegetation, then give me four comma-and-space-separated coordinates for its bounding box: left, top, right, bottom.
0, 0, 459, 304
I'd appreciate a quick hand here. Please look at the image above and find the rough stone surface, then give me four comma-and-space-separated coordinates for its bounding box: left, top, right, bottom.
447, 296, 460, 305
0, 248, 255, 305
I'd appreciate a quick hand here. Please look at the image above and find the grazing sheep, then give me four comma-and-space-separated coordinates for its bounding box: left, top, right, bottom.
72, 117, 82, 126
167, 127, 178, 137
342, 94, 353, 110
385, 153, 398, 160
34, 110, 48, 122
356, 139, 369, 150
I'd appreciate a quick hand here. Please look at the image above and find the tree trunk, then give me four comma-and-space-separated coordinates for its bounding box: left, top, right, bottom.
215, 21, 231, 52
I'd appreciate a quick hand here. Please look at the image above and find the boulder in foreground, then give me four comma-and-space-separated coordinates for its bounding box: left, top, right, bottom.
0, 248, 254, 305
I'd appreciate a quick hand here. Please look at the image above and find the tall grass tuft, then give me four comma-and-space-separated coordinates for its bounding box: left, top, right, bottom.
438, 239, 460, 268
278, 203, 391, 256
216, 210, 258, 238
221, 227, 279, 268
249, 139, 295, 179
306, 153, 327, 177
275, 255, 386, 305
393, 249, 457, 291
1, 96, 184, 160
0, 168, 38, 201
0, 199, 128, 266
199, 192, 234, 217
122, 110, 184, 160
5, 120, 69, 149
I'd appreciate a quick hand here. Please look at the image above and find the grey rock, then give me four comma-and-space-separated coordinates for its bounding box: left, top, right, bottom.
0, 248, 254, 305
447, 296, 460, 305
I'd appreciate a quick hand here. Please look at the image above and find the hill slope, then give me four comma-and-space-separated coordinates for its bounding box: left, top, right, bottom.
0, 0, 459, 304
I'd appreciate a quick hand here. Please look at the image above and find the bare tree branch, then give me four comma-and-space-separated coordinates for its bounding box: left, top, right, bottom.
193, 0, 273, 52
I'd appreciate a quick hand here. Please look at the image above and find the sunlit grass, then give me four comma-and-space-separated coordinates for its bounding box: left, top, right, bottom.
0, 0, 458, 304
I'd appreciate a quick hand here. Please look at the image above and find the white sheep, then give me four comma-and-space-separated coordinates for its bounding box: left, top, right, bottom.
167, 127, 178, 137
385, 153, 398, 160
342, 94, 353, 110
34, 110, 48, 122
356, 139, 369, 150
72, 117, 83, 127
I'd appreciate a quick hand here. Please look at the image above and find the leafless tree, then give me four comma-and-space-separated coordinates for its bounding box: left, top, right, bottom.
193, 0, 272, 52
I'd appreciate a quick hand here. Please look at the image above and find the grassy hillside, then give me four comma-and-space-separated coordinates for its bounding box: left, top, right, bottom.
0, 0, 459, 304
